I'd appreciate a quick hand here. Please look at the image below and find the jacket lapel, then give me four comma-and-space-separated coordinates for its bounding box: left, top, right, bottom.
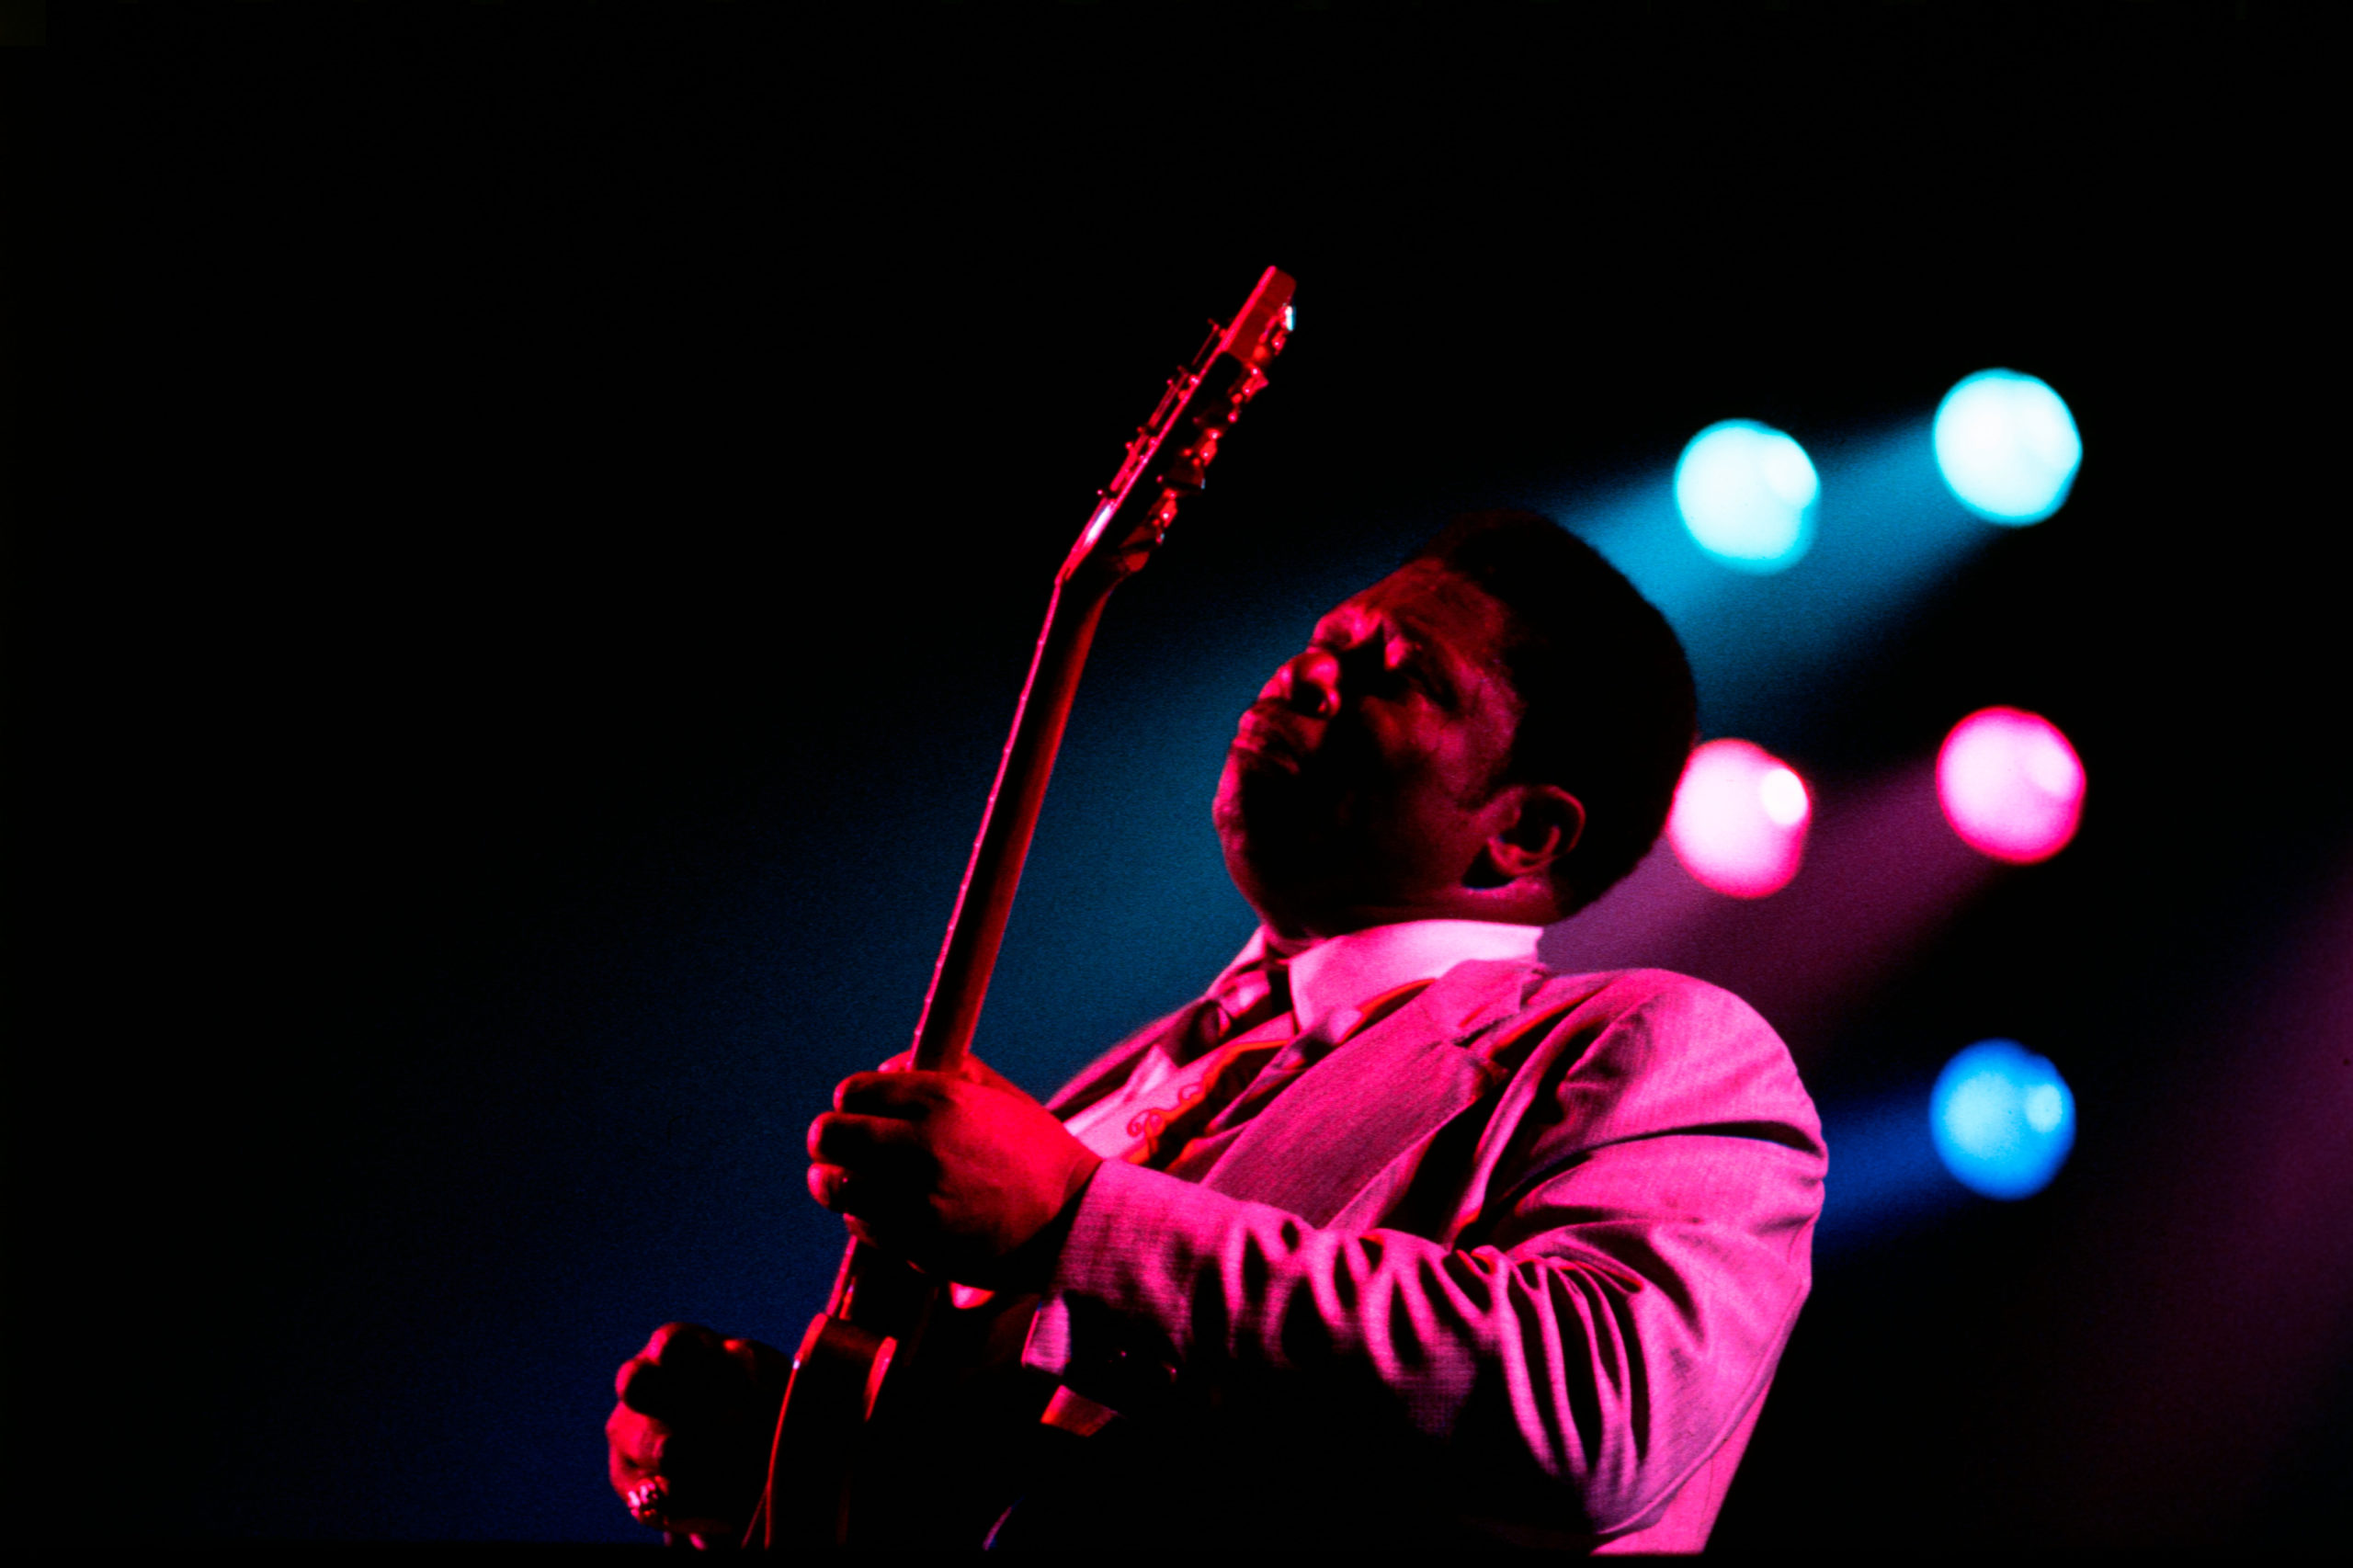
1042, 1005, 1199, 1117
1195, 960, 1548, 1227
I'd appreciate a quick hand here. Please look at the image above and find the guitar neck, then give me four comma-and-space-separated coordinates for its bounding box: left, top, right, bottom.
904, 268, 1293, 1075
905, 572, 1113, 1073
759, 267, 1293, 1551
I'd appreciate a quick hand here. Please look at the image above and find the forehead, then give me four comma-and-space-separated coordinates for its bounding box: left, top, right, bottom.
1324, 562, 1515, 666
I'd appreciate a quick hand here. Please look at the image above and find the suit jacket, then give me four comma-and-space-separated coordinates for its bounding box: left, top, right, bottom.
1009, 960, 1824, 1552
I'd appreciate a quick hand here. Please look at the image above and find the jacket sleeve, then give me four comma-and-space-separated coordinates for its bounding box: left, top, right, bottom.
1018, 971, 1824, 1538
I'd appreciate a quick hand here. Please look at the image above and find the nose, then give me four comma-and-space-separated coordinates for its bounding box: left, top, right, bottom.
1263, 646, 1342, 719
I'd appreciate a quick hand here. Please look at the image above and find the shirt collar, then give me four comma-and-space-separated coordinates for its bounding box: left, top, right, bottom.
1212, 919, 1543, 1042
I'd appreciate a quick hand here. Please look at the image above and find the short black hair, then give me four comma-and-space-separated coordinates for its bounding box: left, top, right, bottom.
1410, 510, 1696, 915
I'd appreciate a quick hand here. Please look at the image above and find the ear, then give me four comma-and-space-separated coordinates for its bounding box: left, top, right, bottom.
1478, 784, 1585, 884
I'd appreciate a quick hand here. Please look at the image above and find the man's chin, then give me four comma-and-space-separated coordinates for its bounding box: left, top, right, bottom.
1216, 767, 1344, 879
1214, 751, 1307, 835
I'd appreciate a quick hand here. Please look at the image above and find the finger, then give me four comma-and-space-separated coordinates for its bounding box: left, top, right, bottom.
646, 1322, 729, 1371
617, 1354, 699, 1423
722, 1336, 789, 1375
808, 1159, 926, 1222
807, 1110, 926, 1167
878, 1051, 1005, 1088
722, 1337, 794, 1400
607, 1402, 670, 1479
649, 1318, 720, 1356
957, 1053, 1024, 1093
608, 1435, 645, 1499
833, 1071, 953, 1115
618, 1324, 735, 1420
616, 1349, 679, 1406
628, 1322, 722, 1387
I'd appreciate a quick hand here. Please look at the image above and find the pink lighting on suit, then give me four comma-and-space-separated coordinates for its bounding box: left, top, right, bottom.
1937, 707, 2085, 863
1667, 739, 1812, 898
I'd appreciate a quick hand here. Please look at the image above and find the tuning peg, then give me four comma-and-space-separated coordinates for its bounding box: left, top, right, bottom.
1225, 367, 1270, 415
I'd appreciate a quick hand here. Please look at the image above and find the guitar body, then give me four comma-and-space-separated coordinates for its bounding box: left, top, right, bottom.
765, 1313, 893, 1546
751, 267, 1297, 1549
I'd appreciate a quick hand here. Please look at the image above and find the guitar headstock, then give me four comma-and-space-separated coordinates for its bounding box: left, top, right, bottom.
1058, 266, 1297, 589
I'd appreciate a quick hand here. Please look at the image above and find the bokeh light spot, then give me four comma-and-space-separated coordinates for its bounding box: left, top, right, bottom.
1931, 1040, 2076, 1199
1938, 706, 2085, 863
1674, 420, 1819, 572
1933, 369, 2082, 524
1667, 738, 1811, 897
1758, 765, 1809, 828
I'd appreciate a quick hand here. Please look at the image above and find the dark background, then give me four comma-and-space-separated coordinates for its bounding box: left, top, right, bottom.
34, 3, 2345, 1549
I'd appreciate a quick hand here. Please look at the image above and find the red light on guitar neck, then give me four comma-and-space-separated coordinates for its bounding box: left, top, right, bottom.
1082, 498, 1120, 549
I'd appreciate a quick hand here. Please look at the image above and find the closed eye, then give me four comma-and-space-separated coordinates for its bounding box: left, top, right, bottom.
1309, 615, 1459, 708
1389, 645, 1460, 708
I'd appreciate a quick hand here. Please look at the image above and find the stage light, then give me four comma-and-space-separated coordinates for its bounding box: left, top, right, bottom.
1931, 1040, 2075, 1199
1933, 369, 2082, 524
1673, 420, 1819, 572
1666, 738, 1811, 897
1938, 707, 2085, 863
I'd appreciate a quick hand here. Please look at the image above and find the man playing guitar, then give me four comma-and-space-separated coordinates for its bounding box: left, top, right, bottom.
606, 509, 1824, 1551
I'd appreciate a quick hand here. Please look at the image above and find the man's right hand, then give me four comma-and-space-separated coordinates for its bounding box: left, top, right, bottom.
607, 1323, 790, 1545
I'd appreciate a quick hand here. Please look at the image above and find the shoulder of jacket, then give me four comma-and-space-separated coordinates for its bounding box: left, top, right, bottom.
1540, 965, 1771, 1022
1440, 960, 1767, 1025
1451, 963, 1790, 1077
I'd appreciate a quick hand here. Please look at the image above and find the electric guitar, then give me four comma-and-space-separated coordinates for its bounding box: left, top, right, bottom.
750, 267, 1298, 1548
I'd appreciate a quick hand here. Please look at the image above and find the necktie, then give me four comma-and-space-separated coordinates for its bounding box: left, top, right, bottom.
1186, 958, 1293, 1059
1030, 966, 1297, 1445
1098, 960, 1292, 1168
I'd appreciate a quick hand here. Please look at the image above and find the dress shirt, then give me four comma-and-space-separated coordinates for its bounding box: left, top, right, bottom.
1059, 920, 1543, 1173
1221, 917, 1544, 1045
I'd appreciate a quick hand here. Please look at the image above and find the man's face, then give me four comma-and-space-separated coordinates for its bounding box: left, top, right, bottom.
1213, 562, 1530, 938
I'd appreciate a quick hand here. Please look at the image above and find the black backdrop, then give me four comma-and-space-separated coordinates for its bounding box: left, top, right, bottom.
34, 5, 2345, 1549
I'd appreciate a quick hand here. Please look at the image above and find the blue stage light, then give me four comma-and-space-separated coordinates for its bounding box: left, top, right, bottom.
1673, 420, 1819, 572
1932, 370, 2082, 524
1930, 1040, 2075, 1199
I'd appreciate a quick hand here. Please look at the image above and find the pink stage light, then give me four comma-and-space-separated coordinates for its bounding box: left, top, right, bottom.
1937, 707, 2085, 863
1667, 738, 1812, 898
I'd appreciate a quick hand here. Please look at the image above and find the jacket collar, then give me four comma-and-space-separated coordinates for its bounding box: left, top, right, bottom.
1195, 957, 1598, 1227
1216, 919, 1543, 1044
